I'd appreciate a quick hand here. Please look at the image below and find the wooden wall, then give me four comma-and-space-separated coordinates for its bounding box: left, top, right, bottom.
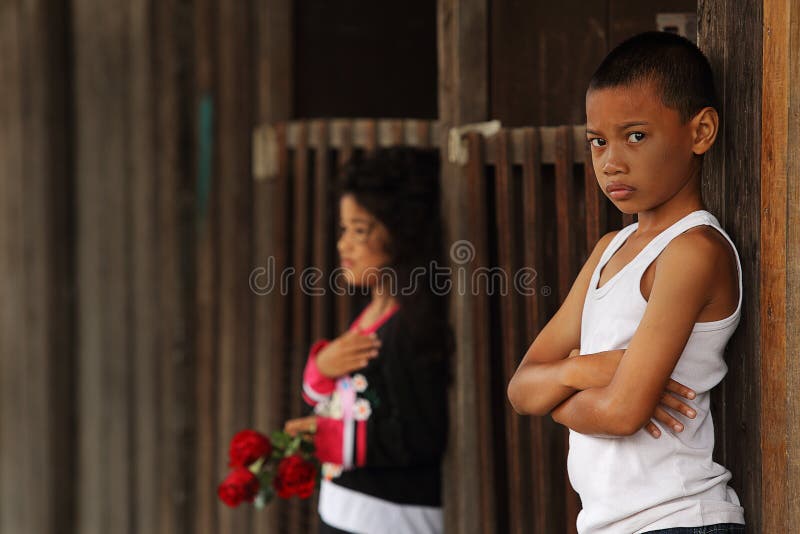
0, 2, 74, 534
491, 0, 696, 126
697, 1, 763, 528
759, 0, 800, 529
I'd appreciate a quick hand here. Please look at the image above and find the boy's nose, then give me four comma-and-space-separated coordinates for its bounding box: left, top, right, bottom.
602, 154, 626, 175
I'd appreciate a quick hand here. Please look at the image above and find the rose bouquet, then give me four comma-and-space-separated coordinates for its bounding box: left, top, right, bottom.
217, 428, 320, 509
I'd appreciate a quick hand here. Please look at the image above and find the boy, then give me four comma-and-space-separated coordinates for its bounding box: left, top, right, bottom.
507, 32, 745, 533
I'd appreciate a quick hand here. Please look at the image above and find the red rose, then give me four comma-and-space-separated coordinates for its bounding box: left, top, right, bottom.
272, 455, 317, 499
217, 467, 260, 507
227, 429, 272, 468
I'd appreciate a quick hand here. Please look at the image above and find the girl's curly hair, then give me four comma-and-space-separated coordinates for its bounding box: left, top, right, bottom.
336, 147, 454, 374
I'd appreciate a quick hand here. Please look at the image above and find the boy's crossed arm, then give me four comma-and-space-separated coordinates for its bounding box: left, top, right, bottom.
508, 231, 702, 437
550, 233, 716, 436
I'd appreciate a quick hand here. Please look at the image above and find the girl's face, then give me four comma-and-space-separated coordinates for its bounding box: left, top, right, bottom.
337, 194, 392, 287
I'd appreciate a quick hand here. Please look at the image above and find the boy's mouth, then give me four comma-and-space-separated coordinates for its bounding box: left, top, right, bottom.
606, 181, 635, 200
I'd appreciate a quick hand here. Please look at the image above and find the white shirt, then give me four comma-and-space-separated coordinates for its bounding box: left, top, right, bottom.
569, 210, 746, 533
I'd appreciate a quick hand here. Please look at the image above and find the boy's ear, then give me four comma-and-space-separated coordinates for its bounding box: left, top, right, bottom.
690, 107, 719, 155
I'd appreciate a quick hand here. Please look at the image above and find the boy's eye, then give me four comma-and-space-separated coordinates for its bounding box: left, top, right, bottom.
588, 138, 606, 148
627, 132, 645, 143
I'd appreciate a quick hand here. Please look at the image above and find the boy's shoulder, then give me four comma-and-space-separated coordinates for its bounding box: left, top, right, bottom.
660, 224, 736, 271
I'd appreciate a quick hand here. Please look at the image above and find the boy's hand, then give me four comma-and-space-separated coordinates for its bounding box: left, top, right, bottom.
284, 416, 318, 436
316, 329, 382, 378
644, 379, 697, 438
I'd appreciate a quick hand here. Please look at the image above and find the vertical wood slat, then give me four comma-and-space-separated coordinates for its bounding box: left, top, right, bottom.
251, 0, 292, 524
252, 127, 281, 531
0, 9, 28, 533
464, 132, 497, 534
154, 1, 195, 532
192, 0, 218, 532
583, 142, 605, 251
554, 126, 576, 298
311, 121, 331, 356
72, 2, 134, 532
521, 128, 566, 534
554, 125, 580, 534
271, 123, 293, 532
252, 1, 292, 528
493, 130, 531, 534
336, 122, 354, 334
288, 122, 312, 533
699, 1, 763, 529
308, 119, 331, 534
216, 2, 255, 533
130, 0, 162, 533
0, 3, 75, 534
760, 0, 800, 529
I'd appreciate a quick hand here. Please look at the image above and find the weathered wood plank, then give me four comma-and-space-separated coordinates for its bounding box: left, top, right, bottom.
759, 0, 799, 529
72, 2, 134, 532
493, 130, 531, 534
288, 121, 311, 533
785, 2, 800, 520
437, 1, 489, 531
155, 1, 195, 533
307, 119, 332, 534
0, 3, 75, 534
520, 128, 564, 534
216, 2, 256, 533
130, 1, 161, 533
335, 121, 354, 335
192, 0, 219, 533
554, 125, 580, 534
583, 141, 605, 251
464, 132, 497, 534
699, 0, 763, 530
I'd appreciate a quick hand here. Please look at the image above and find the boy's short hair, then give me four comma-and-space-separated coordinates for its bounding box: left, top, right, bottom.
588, 31, 718, 122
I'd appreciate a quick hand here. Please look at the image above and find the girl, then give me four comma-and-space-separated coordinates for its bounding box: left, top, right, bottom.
285, 148, 453, 534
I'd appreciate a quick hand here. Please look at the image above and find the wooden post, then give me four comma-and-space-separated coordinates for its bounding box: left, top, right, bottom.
698, 1, 764, 530
437, 0, 489, 532
760, 0, 800, 530
0, 3, 74, 534
252, 1, 292, 532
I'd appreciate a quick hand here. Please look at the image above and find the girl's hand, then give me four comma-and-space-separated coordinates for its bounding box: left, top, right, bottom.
284, 416, 318, 437
316, 329, 382, 378
644, 379, 697, 438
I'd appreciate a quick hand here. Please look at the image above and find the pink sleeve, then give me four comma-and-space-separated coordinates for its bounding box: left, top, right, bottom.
302, 339, 335, 406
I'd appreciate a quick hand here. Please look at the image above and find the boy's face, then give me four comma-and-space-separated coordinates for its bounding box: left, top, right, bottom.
585, 81, 702, 214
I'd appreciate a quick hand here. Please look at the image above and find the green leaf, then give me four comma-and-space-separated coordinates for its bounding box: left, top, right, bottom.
270, 430, 291, 450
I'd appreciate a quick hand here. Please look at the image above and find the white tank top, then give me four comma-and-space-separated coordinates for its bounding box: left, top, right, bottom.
569, 209, 746, 533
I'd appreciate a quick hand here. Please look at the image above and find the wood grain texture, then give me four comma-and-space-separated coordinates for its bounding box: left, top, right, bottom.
72, 2, 134, 531
192, 1, 219, 533
785, 1, 800, 520
465, 132, 498, 534
0, 2, 75, 534
493, 130, 532, 534
760, 0, 800, 529
336, 121, 355, 336
216, 2, 256, 533
437, 0, 489, 532
131, 1, 161, 533
699, 1, 763, 530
